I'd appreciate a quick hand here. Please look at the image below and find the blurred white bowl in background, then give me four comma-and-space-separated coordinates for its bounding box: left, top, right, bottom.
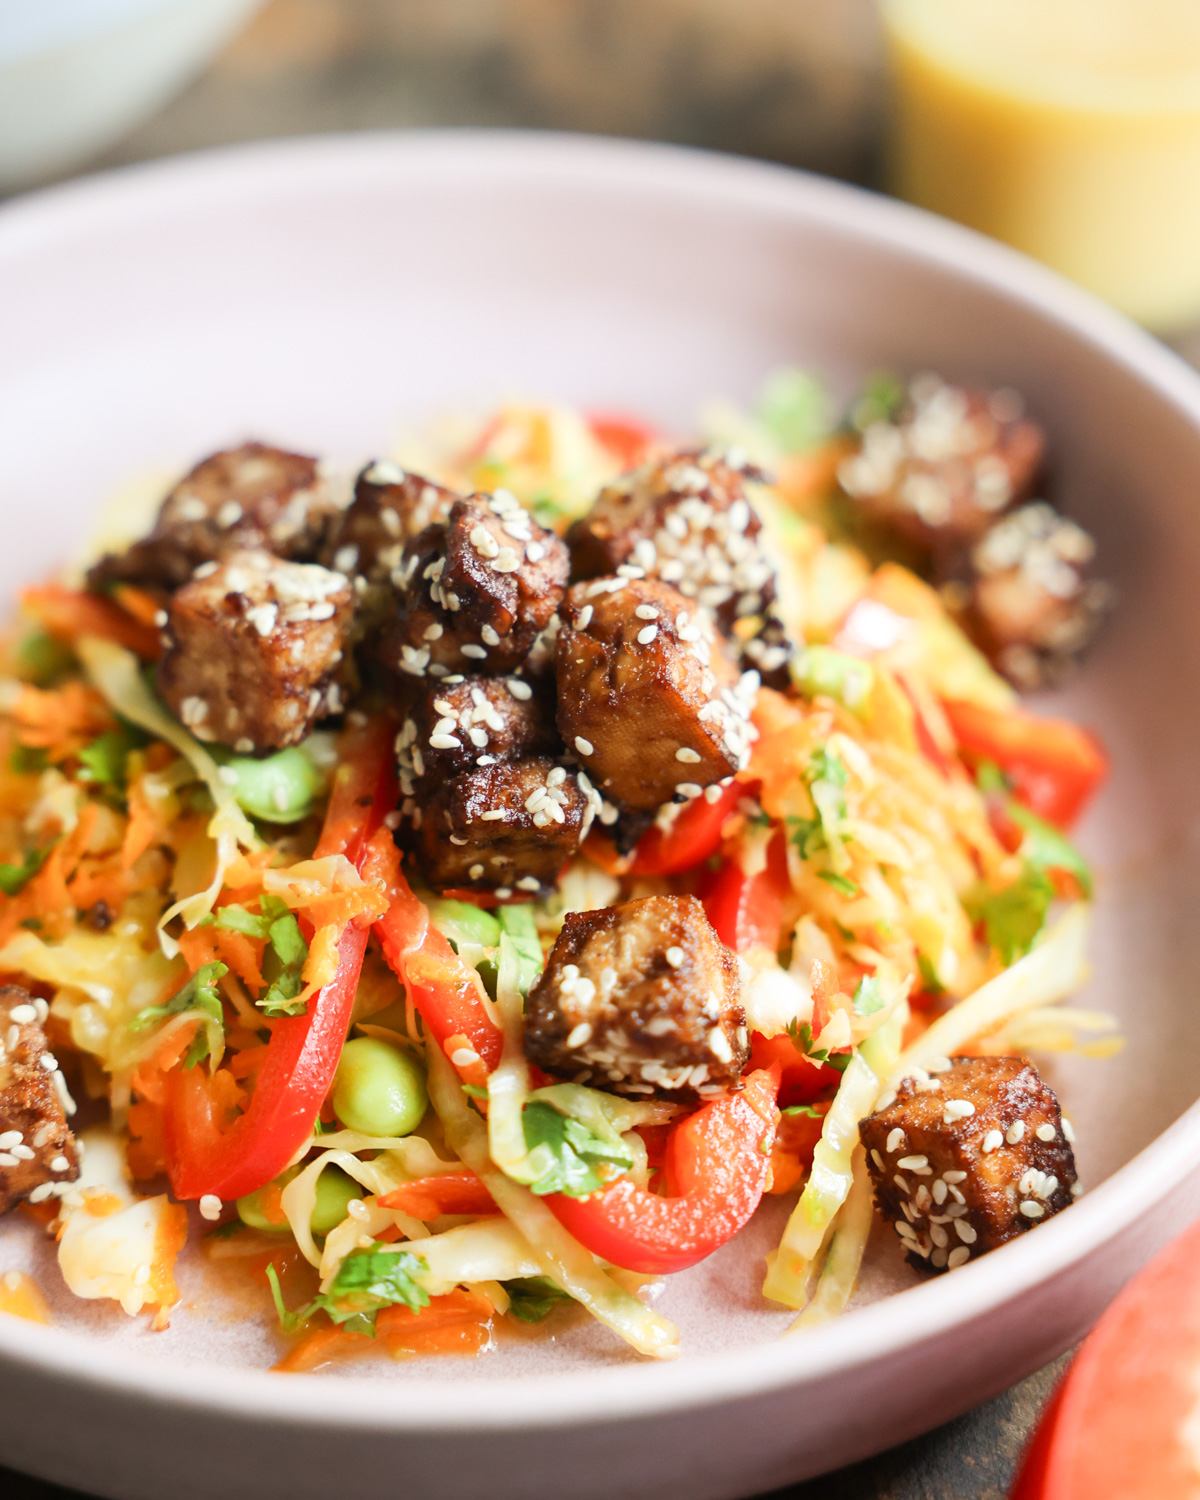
0, 0, 263, 192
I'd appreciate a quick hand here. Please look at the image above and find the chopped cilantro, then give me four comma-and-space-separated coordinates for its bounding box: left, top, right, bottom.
1008, 803, 1093, 898
784, 1018, 852, 1073
504, 1276, 573, 1324
756, 367, 834, 454
0, 844, 52, 896
497, 907, 544, 997
17, 630, 76, 687
965, 867, 1055, 966
131, 960, 227, 1067
521, 1101, 633, 1199
268, 1248, 430, 1338
781, 1103, 823, 1118
818, 870, 860, 897
790, 744, 850, 868
852, 975, 885, 1016
9, 744, 48, 776
206, 897, 310, 1016
461, 1083, 489, 1100
851, 370, 906, 431
917, 954, 945, 997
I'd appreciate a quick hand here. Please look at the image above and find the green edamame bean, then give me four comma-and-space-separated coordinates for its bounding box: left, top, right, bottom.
333, 1037, 427, 1137
428, 898, 501, 950
236, 1164, 363, 1236
219, 746, 324, 824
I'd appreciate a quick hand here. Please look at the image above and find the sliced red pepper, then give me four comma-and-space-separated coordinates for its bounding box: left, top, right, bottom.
700, 827, 790, 956
163, 716, 396, 1201
377, 1173, 497, 1219
545, 1066, 780, 1275
364, 836, 503, 1079
586, 413, 659, 471
747, 957, 846, 1107
942, 699, 1108, 830
628, 781, 743, 877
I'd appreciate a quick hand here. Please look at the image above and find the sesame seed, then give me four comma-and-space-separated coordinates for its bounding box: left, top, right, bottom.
932, 1180, 948, 1205
9, 1003, 36, 1025
870, 1150, 884, 1170
495, 887, 512, 899
1036, 1122, 1057, 1142
424, 622, 444, 641
1019, 1200, 1044, 1218
943, 1170, 967, 1183
527, 542, 546, 562
154, 609, 168, 628
566, 1023, 593, 1049
665, 946, 685, 969
507, 678, 533, 701
943, 1099, 975, 1122
462, 643, 489, 660
133, 1264, 151, 1288
926, 1056, 954, 1073
675, 747, 702, 763
481, 625, 501, 646
574, 736, 594, 756
886, 1129, 906, 1154
635, 604, 660, 621
516, 876, 541, 892
947, 1246, 971, 1269
199, 1194, 222, 1221
27, 1182, 56, 1204
1062, 1117, 1076, 1143
981, 1130, 1003, 1153
953, 1220, 977, 1244
575, 604, 594, 630
1007, 1120, 1026, 1145
930, 1224, 949, 1248
481, 810, 507, 821
430, 734, 462, 750
451, 1047, 481, 1068
637, 625, 658, 645
0, 1131, 20, 1149
895, 1221, 916, 1240
468, 864, 485, 881
675, 782, 703, 798
38, 1053, 58, 1073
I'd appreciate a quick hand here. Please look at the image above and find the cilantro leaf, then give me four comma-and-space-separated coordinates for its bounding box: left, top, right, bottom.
852, 975, 885, 1016
757, 367, 834, 454
521, 1100, 633, 1198
206, 898, 310, 1016
818, 869, 860, 897
851, 370, 907, 431
1008, 803, 1093, 898
503, 1276, 573, 1324
965, 867, 1055, 966
917, 954, 945, 997
781, 1103, 822, 1117
76, 719, 148, 793
0, 845, 52, 896
131, 960, 227, 1066
267, 1248, 430, 1338
784, 1018, 852, 1072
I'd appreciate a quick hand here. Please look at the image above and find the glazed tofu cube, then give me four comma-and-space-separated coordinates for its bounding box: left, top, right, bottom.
838, 377, 1044, 558
960, 502, 1112, 691
859, 1054, 1078, 1274
523, 895, 748, 1101
157, 548, 352, 750
88, 443, 337, 593
395, 674, 558, 799
555, 577, 756, 811
379, 494, 569, 680
414, 757, 597, 894
321, 461, 459, 584
567, 445, 778, 628
0, 987, 78, 1214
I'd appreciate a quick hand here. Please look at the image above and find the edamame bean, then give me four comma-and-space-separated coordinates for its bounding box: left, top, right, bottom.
218, 745, 324, 823
236, 1164, 363, 1236
333, 1037, 427, 1137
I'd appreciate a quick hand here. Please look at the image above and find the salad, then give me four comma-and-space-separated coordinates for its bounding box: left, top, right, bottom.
0, 371, 1114, 1368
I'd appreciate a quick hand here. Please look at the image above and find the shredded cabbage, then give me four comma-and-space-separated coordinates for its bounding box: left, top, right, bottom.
76, 637, 260, 956
428, 1038, 679, 1360
786, 1148, 874, 1332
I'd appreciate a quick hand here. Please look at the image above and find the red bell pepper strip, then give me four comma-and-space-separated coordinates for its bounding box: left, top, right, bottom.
700, 828, 790, 955
377, 1173, 497, 1219
546, 1067, 779, 1274
364, 835, 503, 1079
586, 413, 658, 471
747, 955, 847, 1107
628, 781, 743, 877
942, 699, 1108, 830
162, 716, 396, 1202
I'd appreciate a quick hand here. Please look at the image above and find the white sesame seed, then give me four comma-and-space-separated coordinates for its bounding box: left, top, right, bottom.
468, 864, 485, 881
665, 946, 685, 969
526, 542, 546, 563
953, 1219, 977, 1244
675, 782, 703, 798
1007, 1120, 1026, 1145
895, 1221, 916, 1240
943, 1170, 967, 1183
38, 1053, 58, 1072
1036, 1123, 1057, 1142
926, 1056, 954, 1074
981, 1130, 1004, 1153
1019, 1200, 1044, 1218
897, 1155, 929, 1171
637, 625, 658, 645
1061, 1117, 1076, 1143
429, 734, 462, 750
930, 1224, 949, 1248
893, 1174, 910, 1193
451, 1047, 481, 1068
462, 643, 488, 660
675, 747, 702, 763
516, 876, 541, 892
199, 1194, 222, 1221
0, 1153, 16, 1167
0, 1131, 20, 1150
943, 1099, 975, 1122
424, 622, 444, 641
870, 1149, 884, 1170
635, 604, 660, 621
574, 736, 594, 756
886, 1128, 906, 1154
27, 1182, 56, 1204
9, 1003, 37, 1025
507, 678, 533, 701
481, 625, 501, 646
947, 1246, 971, 1269
566, 1023, 593, 1049
575, 604, 594, 630
932, 1180, 948, 1205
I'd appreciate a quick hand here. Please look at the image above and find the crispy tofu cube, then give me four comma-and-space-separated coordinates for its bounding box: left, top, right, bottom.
555, 576, 756, 811
380, 494, 569, 680
413, 757, 597, 894
157, 548, 352, 751
838, 377, 1044, 558
960, 502, 1112, 691
0, 987, 78, 1214
88, 443, 337, 593
395, 674, 558, 799
321, 461, 459, 584
859, 1054, 1077, 1274
524, 895, 747, 1101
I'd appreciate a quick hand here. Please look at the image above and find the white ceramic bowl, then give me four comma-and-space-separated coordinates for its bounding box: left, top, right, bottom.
0, 0, 263, 191
1, 132, 1200, 1499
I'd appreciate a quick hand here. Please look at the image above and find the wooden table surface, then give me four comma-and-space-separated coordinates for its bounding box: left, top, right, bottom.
5, 2, 1193, 1494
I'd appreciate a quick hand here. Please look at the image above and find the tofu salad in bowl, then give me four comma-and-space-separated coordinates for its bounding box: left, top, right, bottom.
0, 367, 1113, 1368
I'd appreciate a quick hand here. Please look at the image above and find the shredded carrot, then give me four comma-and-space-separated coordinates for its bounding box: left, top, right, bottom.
0, 1270, 51, 1324
126, 1098, 168, 1180
147, 1201, 189, 1323
22, 583, 161, 660
227, 1044, 269, 1080
130, 1013, 193, 1106
66, 854, 131, 915
257, 1181, 288, 1227
10, 679, 114, 761
273, 1325, 370, 1374
111, 585, 164, 630
377, 1289, 494, 1358
177, 924, 264, 993
0, 802, 100, 945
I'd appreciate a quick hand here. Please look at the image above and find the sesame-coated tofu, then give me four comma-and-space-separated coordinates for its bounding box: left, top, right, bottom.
395, 674, 558, 801
838, 377, 1044, 559
523, 895, 748, 1101
0, 987, 78, 1214
555, 576, 757, 812
958, 503, 1112, 691
568, 446, 777, 628
157, 548, 352, 751
859, 1054, 1077, 1275
321, 461, 459, 584
414, 757, 598, 894
88, 443, 337, 593
379, 494, 569, 680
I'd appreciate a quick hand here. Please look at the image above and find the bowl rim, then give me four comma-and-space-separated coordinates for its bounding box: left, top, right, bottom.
2, 127, 1200, 1433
